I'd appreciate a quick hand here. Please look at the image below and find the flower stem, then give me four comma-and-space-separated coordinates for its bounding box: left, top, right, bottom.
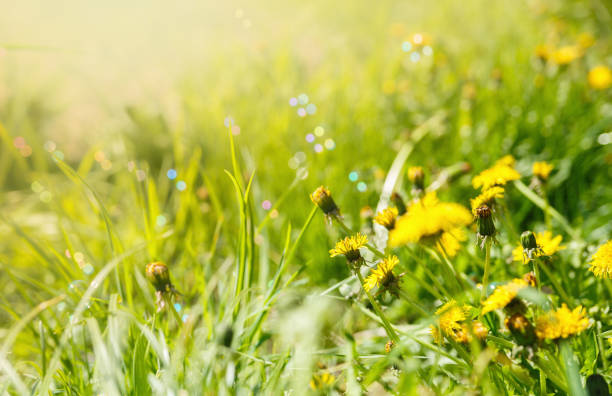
481, 239, 492, 301
355, 269, 399, 343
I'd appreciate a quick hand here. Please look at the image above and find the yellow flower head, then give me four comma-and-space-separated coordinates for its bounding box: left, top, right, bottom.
472, 156, 521, 191
481, 278, 528, 315
533, 161, 553, 180
389, 192, 472, 253
535, 304, 589, 339
329, 233, 368, 263
535, 44, 551, 60
436, 299, 469, 335
310, 372, 335, 390
588, 65, 612, 90
374, 207, 399, 230
364, 255, 399, 292
589, 240, 612, 279
407, 166, 425, 190
512, 231, 565, 263
310, 186, 340, 217
553, 45, 582, 65
470, 186, 505, 215
577, 32, 595, 49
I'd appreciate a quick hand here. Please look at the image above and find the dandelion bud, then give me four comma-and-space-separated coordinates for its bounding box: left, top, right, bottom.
586, 374, 609, 396
475, 205, 496, 237
519, 230, 543, 262
310, 186, 340, 217
390, 192, 407, 215
146, 261, 172, 292
472, 321, 489, 340
505, 313, 535, 346
521, 231, 537, 251
408, 166, 425, 191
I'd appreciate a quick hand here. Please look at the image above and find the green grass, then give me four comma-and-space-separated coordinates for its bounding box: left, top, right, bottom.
1, 0, 612, 394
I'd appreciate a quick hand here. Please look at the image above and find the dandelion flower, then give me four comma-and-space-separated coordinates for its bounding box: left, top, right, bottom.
310, 372, 335, 390
437, 300, 469, 336
535, 44, 551, 61
481, 278, 528, 315
533, 161, 553, 180
553, 45, 582, 65
363, 255, 399, 292
535, 304, 589, 339
588, 65, 612, 90
589, 240, 612, 279
389, 192, 472, 256
512, 231, 565, 263
374, 207, 399, 230
472, 156, 521, 191
470, 186, 505, 215
329, 233, 368, 263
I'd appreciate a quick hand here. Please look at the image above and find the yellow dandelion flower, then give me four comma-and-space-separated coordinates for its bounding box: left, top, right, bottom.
472, 320, 489, 340
553, 45, 582, 65
310, 372, 335, 390
430, 325, 443, 344
363, 255, 399, 292
329, 233, 368, 262
472, 157, 521, 191
533, 161, 553, 180
436, 299, 469, 336
389, 192, 472, 251
512, 231, 565, 263
496, 155, 516, 167
577, 32, 595, 49
481, 278, 528, 315
535, 44, 551, 60
438, 228, 467, 257
470, 186, 505, 215
588, 65, 612, 90
535, 304, 589, 339
374, 207, 399, 230
589, 240, 612, 279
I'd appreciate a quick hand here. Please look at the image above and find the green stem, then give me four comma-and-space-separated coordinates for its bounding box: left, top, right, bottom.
514, 180, 583, 243
397, 289, 429, 316
481, 239, 492, 301
355, 269, 399, 344
538, 258, 573, 306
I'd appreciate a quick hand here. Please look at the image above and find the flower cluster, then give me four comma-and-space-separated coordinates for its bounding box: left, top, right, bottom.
535, 304, 590, 340
472, 155, 520, 191
389, 191, 472, 257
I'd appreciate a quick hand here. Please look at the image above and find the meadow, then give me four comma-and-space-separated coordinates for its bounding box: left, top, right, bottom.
1, 0, 612, 394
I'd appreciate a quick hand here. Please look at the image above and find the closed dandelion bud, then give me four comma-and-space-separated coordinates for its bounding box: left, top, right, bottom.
586, 374, 610, 396
472, 321, 489, 340
146, 261, 171, 292
408, 166, 425, 191
521, 231, 537, 251
519, 230, 543, 261
505, 313, 535, 345
390, 192, 407, 215
310, 186, 340, 217
476, 205, 496, 237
